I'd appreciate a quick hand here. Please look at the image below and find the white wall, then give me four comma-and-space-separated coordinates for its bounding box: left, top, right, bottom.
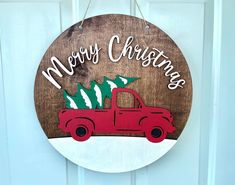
0, 0, 234, 185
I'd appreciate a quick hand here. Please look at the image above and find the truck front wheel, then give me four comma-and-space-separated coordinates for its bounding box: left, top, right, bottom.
69, 120, 94, 141
145, 126, 167, 143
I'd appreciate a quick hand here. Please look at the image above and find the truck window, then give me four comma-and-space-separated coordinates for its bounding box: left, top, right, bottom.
116, 92, 140, 109
104, 98, 111, 108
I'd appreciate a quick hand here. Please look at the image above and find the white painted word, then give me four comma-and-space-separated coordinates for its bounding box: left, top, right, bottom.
42, 35, 186, 90
42, 43, 101, 89
108, 35, 185, 89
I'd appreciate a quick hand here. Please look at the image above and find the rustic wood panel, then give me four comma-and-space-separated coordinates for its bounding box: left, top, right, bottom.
34, 14, 192, 140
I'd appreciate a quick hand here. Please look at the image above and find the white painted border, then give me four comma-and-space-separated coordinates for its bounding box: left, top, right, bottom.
49, 137, 177, 173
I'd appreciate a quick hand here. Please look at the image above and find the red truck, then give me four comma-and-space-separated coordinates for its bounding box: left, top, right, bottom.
58, 88, 175, 143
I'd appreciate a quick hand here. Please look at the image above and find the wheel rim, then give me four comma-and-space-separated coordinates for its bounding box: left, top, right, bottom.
145, 126, 166, 143
76, 127, 87, 137
151, 128, 162, 138
69, 122, 93, 142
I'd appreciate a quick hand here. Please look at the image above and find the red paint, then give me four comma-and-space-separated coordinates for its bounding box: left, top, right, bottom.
58, 88, 175, 143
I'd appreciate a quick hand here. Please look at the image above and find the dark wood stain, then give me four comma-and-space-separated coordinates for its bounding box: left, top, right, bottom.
34, 14, 192, 140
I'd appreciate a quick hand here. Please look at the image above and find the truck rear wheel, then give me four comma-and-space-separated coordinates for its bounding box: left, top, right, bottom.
145, 126, 167, 143
69, 120, 94, 141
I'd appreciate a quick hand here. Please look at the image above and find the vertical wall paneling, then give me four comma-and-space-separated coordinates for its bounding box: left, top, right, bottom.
1, 1, 227, 185
213, 0, 235, 184
0, 2, 67, 185
60, 0, 73, 31
199, 0, 214, 184
130, 0, 136, 16
66, 160, 78, 185
135, 167, 149, 185
207, 0, 222, 184
74, 0, 131, 23
79, 169, 132, 185
0, 34, 11, 185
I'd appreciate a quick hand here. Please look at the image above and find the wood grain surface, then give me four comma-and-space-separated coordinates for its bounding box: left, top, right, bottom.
34, 14, 192, 140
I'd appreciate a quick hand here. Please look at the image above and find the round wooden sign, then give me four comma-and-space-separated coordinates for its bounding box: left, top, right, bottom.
34, 14, 192, 173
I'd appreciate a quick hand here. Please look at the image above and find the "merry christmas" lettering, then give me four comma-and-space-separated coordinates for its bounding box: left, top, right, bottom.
42, 35, 185, 90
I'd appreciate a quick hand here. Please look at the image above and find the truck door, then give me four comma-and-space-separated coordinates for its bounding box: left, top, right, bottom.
115, 91, 143, 130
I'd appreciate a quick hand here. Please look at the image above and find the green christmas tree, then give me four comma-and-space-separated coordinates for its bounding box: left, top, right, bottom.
64, 75, 139, 109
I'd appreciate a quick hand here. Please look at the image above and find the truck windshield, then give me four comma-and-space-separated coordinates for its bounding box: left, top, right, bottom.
116, 91, 142, 109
